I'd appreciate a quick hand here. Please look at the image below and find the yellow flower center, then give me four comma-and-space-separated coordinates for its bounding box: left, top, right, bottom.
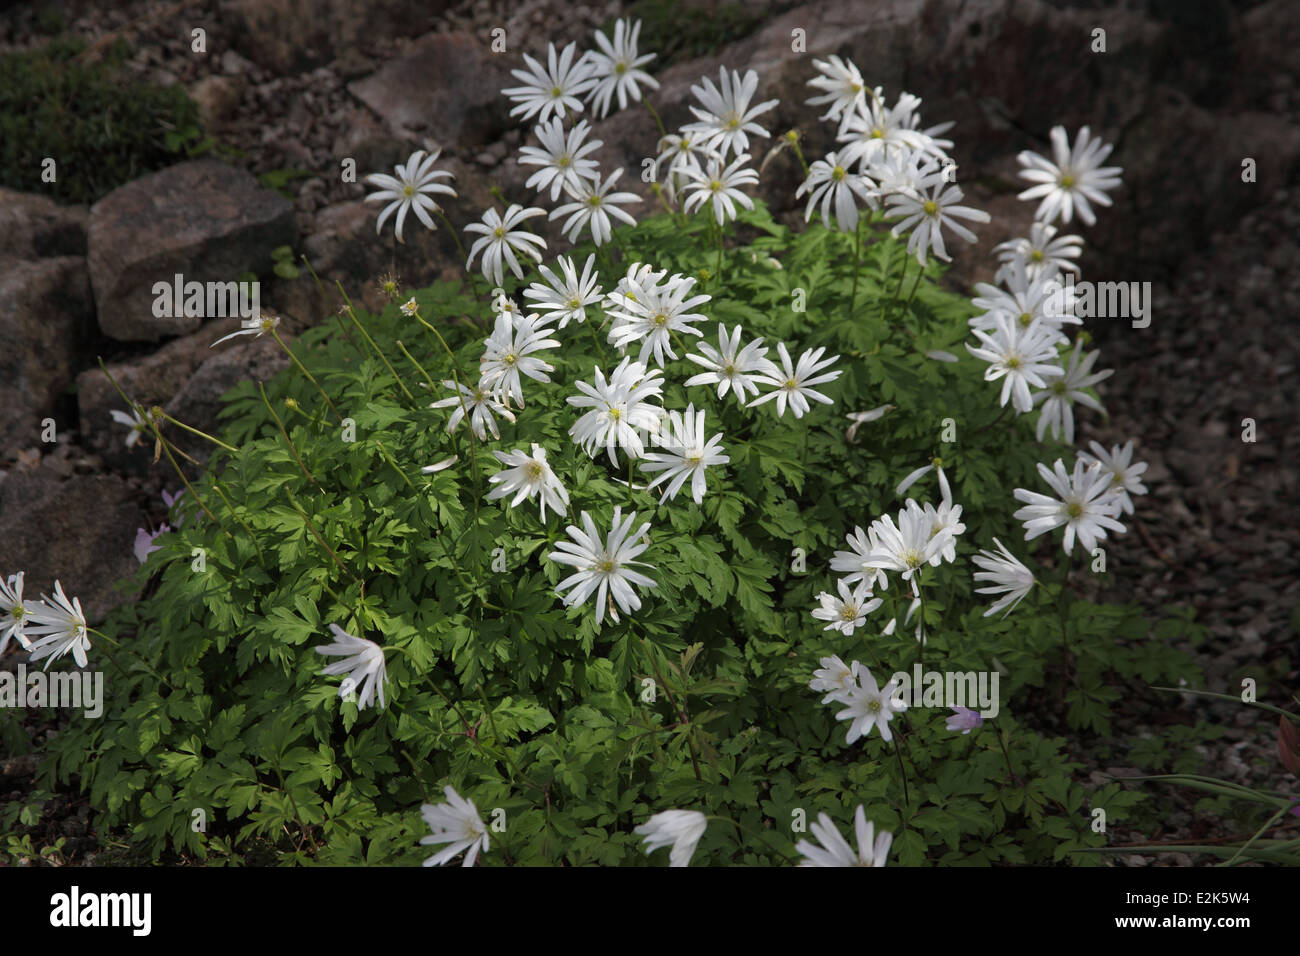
652, 313, 668, 326
1067, 502, 1083, 519
551, 86, 563, 98
1019, 311, 1033, 327
709, 179, 723, 192
922, 200, 938, 216
832, 165, 846, 181
525, 461, 544, 480
615, 62, 628, 75
840, 605, 858, 621
599, 559, 616, 572
558, 156, 571, 167
403, 184, 415, 197
1006, 356, 1021, 369
1031, 250, 1045, 262
493, 226, 505, 238
1060, 173, 1076, 188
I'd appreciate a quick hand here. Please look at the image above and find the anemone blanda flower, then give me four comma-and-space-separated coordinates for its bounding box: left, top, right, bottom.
654, 131, 721, 205
523, 254, 602, 328
465, 204, 548, 286
478, 310, 559, 408
682, 152, 758, 225
0, 572, 36, 656
315, 622, 388, 711
896, 457, 953, 504
24, 581, 90, 671
605, 270, 709, 368
839, 90, 948, 170
970, 537, 1036, 618
947, 706, 984, 735
829, 525, 891, 592
682, 66, 778, 159
635, 809, 707, 867
922, 498, 965, 565
1016, 125, 1123, 226
109, 405, 151, 448
420, 785, 490, 867
865, 499, 953, 596
550, 169, 642, 246
796, 806, 893, 867
567, 357, 665, 465
516, 117, 602, 201
1012, 458, 1126, 555
749, 343, 842, 419
502, 41, 596, 124
796, 150, 876, 231
209, 313, 281, 349
969, 256, 1080, 342
133, 525, 170, 564
683, 324, 774, 405
809, 654, 861, 704
805, 55, 869, 132
832, 663, 907, 744
811, 578, 882, 636
995, 221, 1084, 284
486, 443, 569, 520
965, 312, 1064, 414
638, 404, 729, 505
364, 149, 456, 242
585, 17, 659, 118
548, 507, 657, 624
1031, 340, 1112, 444
1077, 439, 1149, 516
430, 379, 516, 441
885, 167, 989, 265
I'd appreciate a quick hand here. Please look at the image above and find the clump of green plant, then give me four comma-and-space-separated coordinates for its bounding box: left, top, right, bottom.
26, 196, 1207, 866
605, 0, 774, 67
0, 36, 203, 204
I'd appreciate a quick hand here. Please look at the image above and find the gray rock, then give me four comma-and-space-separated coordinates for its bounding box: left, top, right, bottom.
0, 256, 97, 451
0, 469, 146, 624
348, 32, 514, 147
0, 189, 88, 259
87, 160, 295, 342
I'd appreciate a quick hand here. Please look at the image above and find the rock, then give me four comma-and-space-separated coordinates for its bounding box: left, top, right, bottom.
0, 256, 97, 452
188, 75, 245, 130
223, 0, 454, 74
348, 32, 515, 147
87, 160, 295, 342
0, 469, 146, 623
0, 189, 88, 259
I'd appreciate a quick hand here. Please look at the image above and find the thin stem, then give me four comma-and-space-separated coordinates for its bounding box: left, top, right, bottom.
258, 383, 323, 492
642, 98, 667, 140
154, 409, 239, 453
848, 217, 863, 321
283, 489, 361, 586
894, 736, 911, 807
269, 329, 344, 423
338, 293, 416, 403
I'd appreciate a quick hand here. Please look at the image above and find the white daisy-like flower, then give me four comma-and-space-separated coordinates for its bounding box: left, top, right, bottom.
24, 580, 90, 671
606, 270, 710, 368
796, 150, 876, 231
1012, 457, 1127, 555
634, 809, 707, 868
524, 254, 602, 328
682, 66, 778, 159
209, 313, 280, 349
399, 298, 418, 317
811, 578, 882, 636
866, 144, 938, 201
682, 152, 759, 225
109, 405, 151, 448
833, 664, 907, 744
1031, 340, 1112, 444
829, 525, 891, 592
865, 499, 953, 595
922, 498, 965, 565
654, 131, 720, 205
896, 457, 953, 503
994, 222, 1084, 284
465, 204, 548, 286
585, 17, 659, 118
1077, 439, 1149, 516
363, 149, 456, 243
839, 90, 945, 170
805, 55, 869, 133
885, 167, 989, 265
638, 404, 729, 505
1016, 125, 1123, 226
487, 443, 569, 520
517, 117, 602, 202
550, 169, 642, 246
971, 537, 1036, 618
809, 654, 861, 704
478, 310, 559, 408
314, 622, 389, 711
420, 785, 490, 867
969, 256, 1080, 342
749, 343, 842, 419
430, 379, 516, 441
567, 357, 665, 466
844, 404, 895, 443
502, 41, 596, 124
965, 312, 1064, 414
548, 507, 657, 624
796, 806, 893, 867
0, 572, 36, 656
683, 324, 773, 404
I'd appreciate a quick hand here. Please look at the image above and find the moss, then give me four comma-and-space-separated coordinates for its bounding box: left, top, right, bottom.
609, 0, 776, 67
0, 36, 203, 205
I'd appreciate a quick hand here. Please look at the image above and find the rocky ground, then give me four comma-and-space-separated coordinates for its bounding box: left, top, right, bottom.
0, 0, 1296, 864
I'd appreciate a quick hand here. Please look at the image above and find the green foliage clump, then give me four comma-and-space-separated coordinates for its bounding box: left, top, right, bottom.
608, 0, 773, 67
32, 200, 1208, 866
0, 37, 203, 204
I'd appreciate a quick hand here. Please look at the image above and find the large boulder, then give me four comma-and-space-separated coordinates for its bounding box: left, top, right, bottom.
0, 256, 97, 452
87, 160, 295, 342
0, 189, 87, 259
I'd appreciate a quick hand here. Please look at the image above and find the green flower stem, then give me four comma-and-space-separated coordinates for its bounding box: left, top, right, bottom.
848, 217, 863, 321
269, 328, 343, 424
785, 131, 810, 178
154, 409, 239, 453
413, 310, 482, 505
434, 209, 486, 305
207, 475, 266, 560
299, 254, 361, 352
894, 736, 911, 807
642, 97, 667, 140
1222, 805, 1290, 867
283, 488, 361, 587
258, 383, 323, 492
337, 290, 416, 403
635, 633, 702, 782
